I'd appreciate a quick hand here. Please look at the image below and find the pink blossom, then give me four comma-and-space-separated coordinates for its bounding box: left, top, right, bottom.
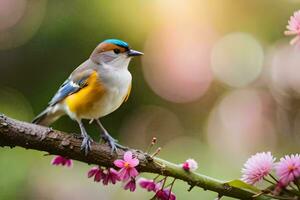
138, 178, 157, 192
241, 152, 275, 185
114, 151, 139, 181
275, 154, 300, 186
124, 178, 136, 192
155, 189, 176, 200
285, 10, 300, 45
181, 158, 198, 171
87, 166, 103, 182
102, 168, 121, 185
51, 155, 73, 167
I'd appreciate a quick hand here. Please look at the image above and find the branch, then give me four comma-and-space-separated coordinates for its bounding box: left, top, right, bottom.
0, 114, 269, 200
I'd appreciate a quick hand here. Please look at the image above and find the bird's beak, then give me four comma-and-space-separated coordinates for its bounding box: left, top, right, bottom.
127, 49, 144, 57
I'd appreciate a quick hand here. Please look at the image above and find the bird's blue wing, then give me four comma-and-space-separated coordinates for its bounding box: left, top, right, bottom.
48, 68, 95, 106
48, 80, 81, 106
48, 74, 91, 106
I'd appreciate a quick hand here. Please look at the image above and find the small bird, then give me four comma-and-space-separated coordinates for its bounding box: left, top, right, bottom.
32, 39, 143, 154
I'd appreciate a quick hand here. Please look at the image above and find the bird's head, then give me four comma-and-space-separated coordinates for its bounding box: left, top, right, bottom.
90, 39, 143, 68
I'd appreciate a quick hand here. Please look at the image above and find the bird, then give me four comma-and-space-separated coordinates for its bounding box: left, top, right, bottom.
32, 39, 143, 155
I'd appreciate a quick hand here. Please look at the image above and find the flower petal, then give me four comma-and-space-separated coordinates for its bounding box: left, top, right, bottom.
130, 157, 139, 167
87, 167, 98, 178
118, 168, 130, 181
94, 171, 102, 182
66, 159, 73, 167
114, 160, 125, 168
124, 151, 133, 162
124, 179, 136, 192
129, 167, 139, 177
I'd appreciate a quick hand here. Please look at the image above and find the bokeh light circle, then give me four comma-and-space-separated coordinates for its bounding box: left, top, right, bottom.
0, 0, 47, 50
269, 42, 300, 95
206, 89, 277, 155
0, 0, 27, 32
142, 26, 215, 103
218, 89, 263, 132
211, 32, 264, 88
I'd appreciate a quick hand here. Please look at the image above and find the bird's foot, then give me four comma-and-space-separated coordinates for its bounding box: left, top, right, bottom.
81, 135, 93, 155
101, 132, 127, 154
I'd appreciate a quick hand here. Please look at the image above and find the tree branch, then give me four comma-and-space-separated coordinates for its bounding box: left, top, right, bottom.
0, 114, 269, 200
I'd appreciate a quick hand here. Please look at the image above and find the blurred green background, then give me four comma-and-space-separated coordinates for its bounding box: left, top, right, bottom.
0, 0, 300, 199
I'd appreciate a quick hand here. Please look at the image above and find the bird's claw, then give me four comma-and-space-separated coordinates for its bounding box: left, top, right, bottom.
101, 133, 127, 154
81, 135, 93, 155
101, 133, 117, 154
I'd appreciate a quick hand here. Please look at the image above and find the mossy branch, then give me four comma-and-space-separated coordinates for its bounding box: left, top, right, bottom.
0, 114, 270, 200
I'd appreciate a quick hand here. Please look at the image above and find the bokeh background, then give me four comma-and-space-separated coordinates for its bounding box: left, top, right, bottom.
0, 0, 300, 199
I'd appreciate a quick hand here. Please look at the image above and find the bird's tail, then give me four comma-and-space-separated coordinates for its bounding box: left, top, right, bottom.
32, 106, 64, 126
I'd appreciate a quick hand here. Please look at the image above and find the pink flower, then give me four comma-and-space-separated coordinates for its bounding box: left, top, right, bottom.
102, 168, 121, 185
275, 154, 300, 186
181, 158, 198, 171
114, 151, 139, 181
155, 189, 176, 200
51, 155, 73, 167
87, 166, 103, 182
241, 152, 275, 185
124, 178, 136, 192
285, 10, 300, 45
138, 178, 157, 192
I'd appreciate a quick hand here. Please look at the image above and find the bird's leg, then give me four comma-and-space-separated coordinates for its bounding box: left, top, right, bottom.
95, 119, 126, 153
77, 120, 93, 155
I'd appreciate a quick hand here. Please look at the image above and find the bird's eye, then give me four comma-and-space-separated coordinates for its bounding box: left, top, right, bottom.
113, 49, 121, 54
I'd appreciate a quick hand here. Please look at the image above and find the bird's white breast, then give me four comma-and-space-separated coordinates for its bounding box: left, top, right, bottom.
83, 66, 132, 119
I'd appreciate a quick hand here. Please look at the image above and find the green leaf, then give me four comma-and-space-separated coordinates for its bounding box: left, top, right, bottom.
226, 179, 260, 193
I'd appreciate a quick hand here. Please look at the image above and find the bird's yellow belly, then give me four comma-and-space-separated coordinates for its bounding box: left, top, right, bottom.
64, 74, 106, 119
